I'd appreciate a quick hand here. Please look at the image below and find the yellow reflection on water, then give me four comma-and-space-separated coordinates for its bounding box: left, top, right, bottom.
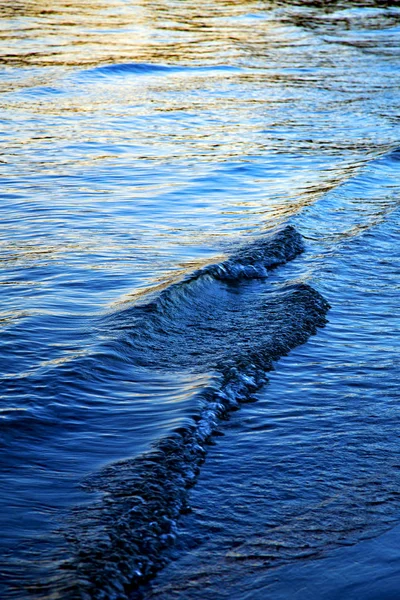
0, 0, 284, 67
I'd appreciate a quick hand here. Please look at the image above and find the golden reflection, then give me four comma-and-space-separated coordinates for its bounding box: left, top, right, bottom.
0, 0, 284, 68
0, 309, 31, 329
109, 254, 226, 309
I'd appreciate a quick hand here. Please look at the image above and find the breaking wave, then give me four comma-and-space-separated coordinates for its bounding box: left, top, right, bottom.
50, 226, 330, 599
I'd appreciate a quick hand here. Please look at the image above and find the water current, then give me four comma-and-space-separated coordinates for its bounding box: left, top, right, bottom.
1, 1, 400, 599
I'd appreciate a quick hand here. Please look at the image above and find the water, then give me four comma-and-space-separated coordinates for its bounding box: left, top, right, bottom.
1, 1, 400, 598
145, 152, 400, 599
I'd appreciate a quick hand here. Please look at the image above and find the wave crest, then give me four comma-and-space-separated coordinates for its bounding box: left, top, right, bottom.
58, 227, 329, 599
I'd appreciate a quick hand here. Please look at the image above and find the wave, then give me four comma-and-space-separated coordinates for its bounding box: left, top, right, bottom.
198, 224, 305, 281
79, 62, 242, 80
106, 226, 306, 370
54, 226, 329, 599
385, 146, 400, 162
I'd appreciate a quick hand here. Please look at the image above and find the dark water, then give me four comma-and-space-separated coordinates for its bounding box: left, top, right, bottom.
1, 1, 400, 598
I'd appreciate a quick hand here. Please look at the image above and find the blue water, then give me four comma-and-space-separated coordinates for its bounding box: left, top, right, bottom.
1, 2, 400, 598
145, 151, 400, 599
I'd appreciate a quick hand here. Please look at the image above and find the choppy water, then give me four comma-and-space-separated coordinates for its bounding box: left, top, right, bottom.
1, 1, 400, 599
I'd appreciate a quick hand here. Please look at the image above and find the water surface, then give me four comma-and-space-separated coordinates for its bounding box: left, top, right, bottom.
1, 1, 400, 598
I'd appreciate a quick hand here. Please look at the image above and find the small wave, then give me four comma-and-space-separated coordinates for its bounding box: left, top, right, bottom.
202, 224, 304, 281
86, 62, 180, 77
105, 225, 306, 372
113, 225, 304, 315
385, 146, 400, 162
78, 62, 242, 80
55, 227, 329, 599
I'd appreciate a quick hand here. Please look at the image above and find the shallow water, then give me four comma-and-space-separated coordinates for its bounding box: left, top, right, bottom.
1, 1, 400, 598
